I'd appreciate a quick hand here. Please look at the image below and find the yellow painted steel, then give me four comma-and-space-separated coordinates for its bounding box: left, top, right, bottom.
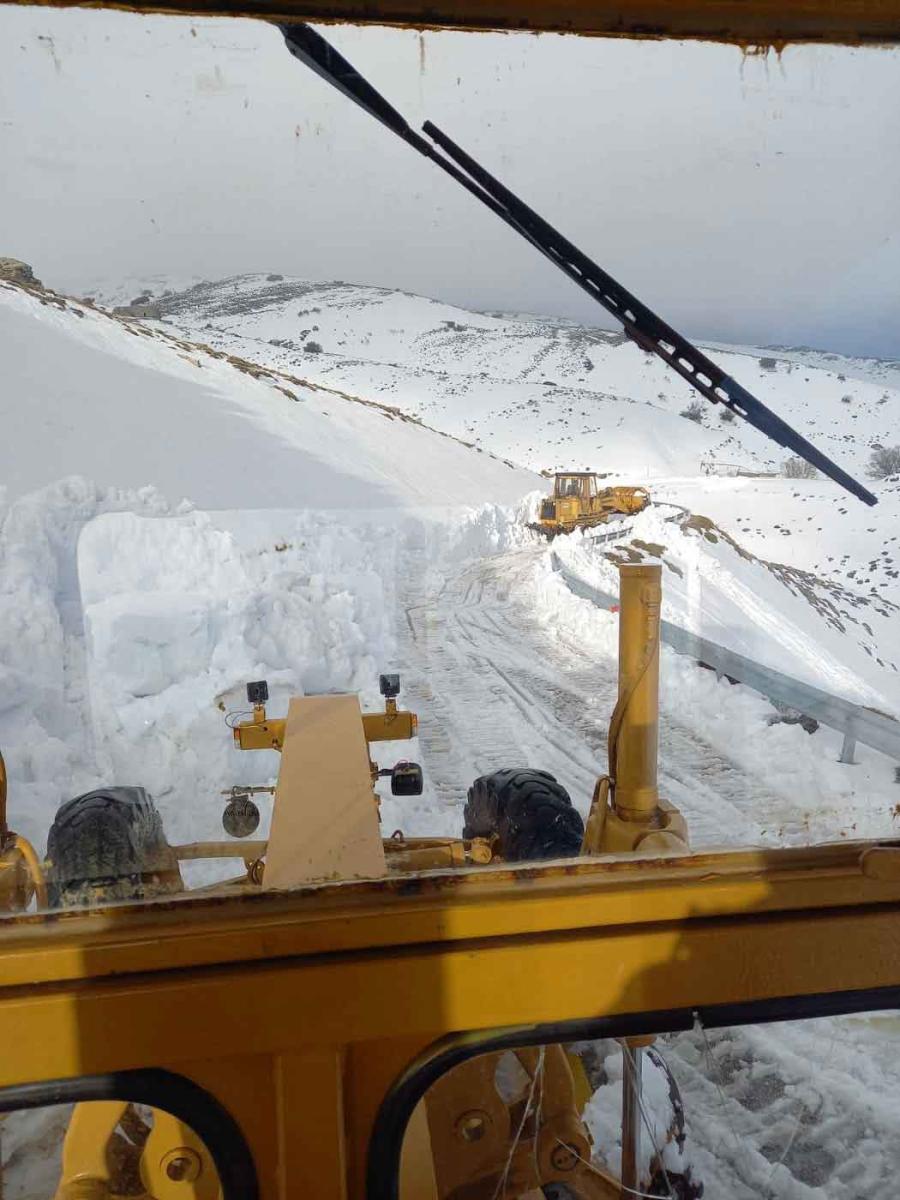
0, 750, 45, 911
11, 834, 49, 909
233, 697, 416, 751
2, 849, 900, 1195
537, 476, 650, 537
140, 1110, 221, 1200
423, 1045, 613, 1197
56, 1100, 130, 1199
582, 564, 688, 855
612, 564, 662, 821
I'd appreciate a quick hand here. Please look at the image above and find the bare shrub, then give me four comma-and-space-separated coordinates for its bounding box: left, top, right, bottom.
868, 445, 900, 479
680, 400, 705, 424
303, 340, 323, 354
783, 456, 818, 479
719, 408, 736, 423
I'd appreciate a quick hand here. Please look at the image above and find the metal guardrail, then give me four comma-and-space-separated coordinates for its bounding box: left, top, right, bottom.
700, 459, 780, 479
585, 520, 635, 546
551, 553, 900, 766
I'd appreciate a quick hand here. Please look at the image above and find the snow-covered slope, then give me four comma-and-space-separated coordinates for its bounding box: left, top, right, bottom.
92, 271, 900, 699
0, 280, 534, 510
115, 273, 900, 485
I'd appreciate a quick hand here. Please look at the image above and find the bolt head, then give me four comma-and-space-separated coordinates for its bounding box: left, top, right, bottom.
550, 1143, 579, 1172
455, 1110, 489, 1142
161, 1149, 202, 1183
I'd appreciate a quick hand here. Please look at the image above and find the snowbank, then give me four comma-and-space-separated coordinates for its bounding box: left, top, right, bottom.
551, 504, 900, 713
0, 274, 544, 866
526, 542, 900, 846
0, 471, 527, 877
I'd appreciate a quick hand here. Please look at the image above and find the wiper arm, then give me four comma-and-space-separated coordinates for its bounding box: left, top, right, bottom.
281, 22, 877, 507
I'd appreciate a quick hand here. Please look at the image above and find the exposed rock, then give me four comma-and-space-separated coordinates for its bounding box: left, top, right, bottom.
0, 258, 42, 288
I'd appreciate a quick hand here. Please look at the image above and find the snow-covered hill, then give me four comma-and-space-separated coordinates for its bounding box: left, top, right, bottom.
553, 506, 900, 713
0, 279, 534, 510
108, 272, 899, 486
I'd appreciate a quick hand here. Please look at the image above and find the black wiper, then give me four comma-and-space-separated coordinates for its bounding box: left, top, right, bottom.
281, 23, 877, 507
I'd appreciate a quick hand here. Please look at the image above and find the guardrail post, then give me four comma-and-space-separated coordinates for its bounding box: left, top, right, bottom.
839, 728, 858, 765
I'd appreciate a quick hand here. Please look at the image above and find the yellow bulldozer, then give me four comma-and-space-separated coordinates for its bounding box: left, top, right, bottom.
534, 474, 650, 537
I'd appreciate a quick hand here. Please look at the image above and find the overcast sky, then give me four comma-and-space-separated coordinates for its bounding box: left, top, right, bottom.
1, 9, 898, 357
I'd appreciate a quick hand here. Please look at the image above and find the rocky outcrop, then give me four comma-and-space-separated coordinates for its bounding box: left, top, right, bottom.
0, 258, 42, 288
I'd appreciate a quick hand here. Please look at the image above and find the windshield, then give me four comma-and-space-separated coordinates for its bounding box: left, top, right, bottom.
0, 3, 897, 907
0, 3, 896, 898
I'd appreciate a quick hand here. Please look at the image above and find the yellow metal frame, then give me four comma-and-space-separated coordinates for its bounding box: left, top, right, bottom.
2, 567, 899, 1195
2, 840, 900, 1196
232, 696, 416, 752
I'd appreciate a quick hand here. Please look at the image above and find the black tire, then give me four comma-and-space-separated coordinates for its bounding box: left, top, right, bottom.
46, 787, 179, 907
463, 768, 584, 861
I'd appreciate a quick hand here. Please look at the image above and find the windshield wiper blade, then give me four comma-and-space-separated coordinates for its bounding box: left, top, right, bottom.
281, 22, 877, 507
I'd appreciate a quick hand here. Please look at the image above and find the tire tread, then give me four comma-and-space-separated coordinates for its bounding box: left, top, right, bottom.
463, 767, 583, 861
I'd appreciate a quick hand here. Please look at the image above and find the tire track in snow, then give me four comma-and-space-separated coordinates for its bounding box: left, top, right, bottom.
399, 542, 790, 847
661, 1015, 900, 1197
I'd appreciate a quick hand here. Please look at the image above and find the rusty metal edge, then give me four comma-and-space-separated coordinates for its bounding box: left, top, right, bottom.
10, 0, 900, 46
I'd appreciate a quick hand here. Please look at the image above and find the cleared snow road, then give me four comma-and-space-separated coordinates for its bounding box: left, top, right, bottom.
397, 539, 790, 848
